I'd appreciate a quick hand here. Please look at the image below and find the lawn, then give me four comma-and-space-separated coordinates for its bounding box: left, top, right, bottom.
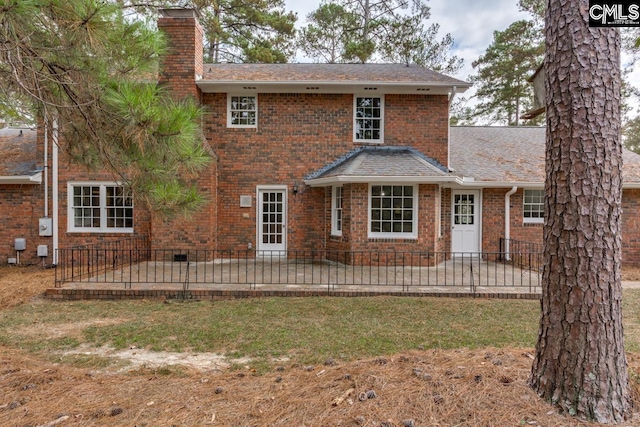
1, 266, 640, 426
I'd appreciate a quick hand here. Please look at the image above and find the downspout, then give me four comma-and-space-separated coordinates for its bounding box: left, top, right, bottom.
447, 86, 457, 169
504, 186, 518, 261
52, 119, 59, 265
43, 118, 48, 218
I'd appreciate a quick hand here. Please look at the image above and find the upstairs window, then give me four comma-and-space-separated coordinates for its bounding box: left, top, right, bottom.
68, 183, 133, 232
228, 94, 257, 127
523, 189, 544, 223
354, 96, 383, 142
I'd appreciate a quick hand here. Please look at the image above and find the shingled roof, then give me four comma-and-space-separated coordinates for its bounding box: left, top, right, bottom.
198, 63, 471, 95
0, 127, 41, 183
305, 146, 456, 186
449, 126, 640, 186
202, 63, 468, 85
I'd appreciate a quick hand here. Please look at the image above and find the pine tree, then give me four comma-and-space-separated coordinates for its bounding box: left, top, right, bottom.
528, 0, 631, 421
0, 0, 210, 215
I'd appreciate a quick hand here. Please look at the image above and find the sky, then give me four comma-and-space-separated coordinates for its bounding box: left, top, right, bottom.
283, 0, 640, 115
283, 0, 531, 83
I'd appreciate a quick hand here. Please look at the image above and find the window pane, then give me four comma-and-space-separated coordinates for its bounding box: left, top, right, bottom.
369, 185, 415, 235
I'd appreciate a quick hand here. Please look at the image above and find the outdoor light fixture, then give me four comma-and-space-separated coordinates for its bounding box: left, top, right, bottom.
293, 182, 299, 195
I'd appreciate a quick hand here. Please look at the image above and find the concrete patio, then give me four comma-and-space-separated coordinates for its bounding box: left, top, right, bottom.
47, 257, 544, 300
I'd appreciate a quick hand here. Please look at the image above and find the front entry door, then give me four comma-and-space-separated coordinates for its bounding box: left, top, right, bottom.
451, 190, 480, 253
257, 188, 287, 253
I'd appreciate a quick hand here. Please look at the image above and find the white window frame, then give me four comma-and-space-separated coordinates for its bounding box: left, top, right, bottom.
368, 184, 418, 239
227, 94, 258, 128
331, 186, 343, 236
67, 182, 134, 233
354, 95, 384, 143
523, 189, 544, 224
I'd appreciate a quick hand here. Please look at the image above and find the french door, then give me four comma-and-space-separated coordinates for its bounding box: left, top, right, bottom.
257, 188, 287, 253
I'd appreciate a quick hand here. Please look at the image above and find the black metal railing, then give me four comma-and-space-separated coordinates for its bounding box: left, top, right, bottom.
499, 238, 543, 274
55, 236, 151, 283
55, 247, 542, 293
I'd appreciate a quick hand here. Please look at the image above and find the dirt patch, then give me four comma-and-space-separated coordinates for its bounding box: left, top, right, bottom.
14, 318, 129, 341
60, 344, 252, 373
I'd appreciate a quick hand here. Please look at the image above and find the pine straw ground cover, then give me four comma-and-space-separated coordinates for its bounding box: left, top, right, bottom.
0, 266, 640, 426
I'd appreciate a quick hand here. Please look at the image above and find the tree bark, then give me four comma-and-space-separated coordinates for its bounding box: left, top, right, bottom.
528, 0, 631, 423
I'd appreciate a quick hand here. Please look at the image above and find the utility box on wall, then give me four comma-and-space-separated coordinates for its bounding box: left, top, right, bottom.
39, 218, 53, 236
37, 245, 48, 257
14, 238, 26, 251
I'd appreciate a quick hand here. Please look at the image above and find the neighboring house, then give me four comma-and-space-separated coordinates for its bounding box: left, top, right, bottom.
2, 8, 640, 267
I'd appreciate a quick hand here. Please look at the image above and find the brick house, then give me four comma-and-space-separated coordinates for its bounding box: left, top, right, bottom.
2, 8, 640, 267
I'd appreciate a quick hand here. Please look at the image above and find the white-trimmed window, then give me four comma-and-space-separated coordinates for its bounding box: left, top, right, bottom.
523, 189, 544, 223
354, 96, 384, 142
369, 184, 417, 238
331, 186, 343, 236
228, 94, 257, 127
68, 183, 133, 232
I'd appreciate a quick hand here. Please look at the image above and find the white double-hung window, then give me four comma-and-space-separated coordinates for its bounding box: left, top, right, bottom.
354, 96, 383, 142
68, 183, 133, 232
331, 186, 343, 236
523, 189, 544, 223
228, 94, 257, 127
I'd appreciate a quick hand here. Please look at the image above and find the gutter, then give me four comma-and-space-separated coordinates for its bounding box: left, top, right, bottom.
504, 186, 518, 261
0, 173, 42, 184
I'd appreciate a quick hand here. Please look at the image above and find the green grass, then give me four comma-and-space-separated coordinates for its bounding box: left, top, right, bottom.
1, 291, 640, 369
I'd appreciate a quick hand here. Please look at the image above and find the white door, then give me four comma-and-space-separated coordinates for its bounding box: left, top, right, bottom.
451, 190, 480, 253
257, 188, 287, 253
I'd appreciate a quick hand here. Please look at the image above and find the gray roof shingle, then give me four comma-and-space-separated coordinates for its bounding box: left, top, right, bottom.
202, 63, 468, 85
0, 127, 39, 177
450, 126, 640, 185
306, 146, 449, 181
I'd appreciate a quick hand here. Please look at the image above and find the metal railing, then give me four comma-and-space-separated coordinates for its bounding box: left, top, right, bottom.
55, 246, 542, 293
55, 236, 151, 283
499, 238, 543, 273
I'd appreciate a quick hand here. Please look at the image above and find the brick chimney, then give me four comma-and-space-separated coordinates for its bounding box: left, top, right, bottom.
151, 9, 216, 253
157, 9, 204, 100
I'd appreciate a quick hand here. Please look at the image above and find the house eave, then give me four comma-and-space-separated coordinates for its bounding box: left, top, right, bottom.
453, 180, 544, 188
197, 80, 472, 95
304, 175, 459, 187
0, 172, 42, 185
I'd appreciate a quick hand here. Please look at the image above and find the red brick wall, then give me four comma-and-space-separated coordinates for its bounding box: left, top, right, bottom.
0, 184, 49, 265
385, 95, 449, 167
482, 188, 544, 254
622, 189, 640, 266
481, 187, 640, 267
55, 153, 152, 249
205, 92, 450, 253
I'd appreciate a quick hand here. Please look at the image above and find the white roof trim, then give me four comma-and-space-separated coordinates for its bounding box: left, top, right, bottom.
0, 172, 42, 184
305, 175, 461, 187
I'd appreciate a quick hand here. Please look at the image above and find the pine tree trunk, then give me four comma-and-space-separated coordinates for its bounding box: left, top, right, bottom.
528, 0, 631, 422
